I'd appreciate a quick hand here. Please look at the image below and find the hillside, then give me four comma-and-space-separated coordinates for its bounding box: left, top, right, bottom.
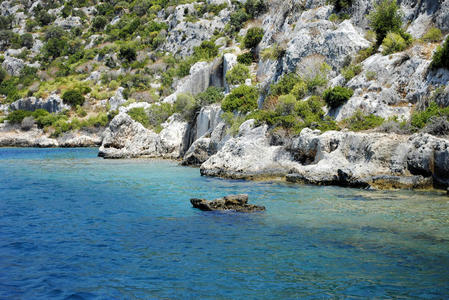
0, 0, 449, 189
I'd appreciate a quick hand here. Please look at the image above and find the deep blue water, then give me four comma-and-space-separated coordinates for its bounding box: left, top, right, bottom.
1, 148, 449, 299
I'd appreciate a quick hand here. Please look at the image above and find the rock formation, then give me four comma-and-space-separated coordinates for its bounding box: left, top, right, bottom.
190, 194, 265, 212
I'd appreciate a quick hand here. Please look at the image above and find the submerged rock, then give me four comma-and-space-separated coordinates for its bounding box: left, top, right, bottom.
190, 194, 265, 213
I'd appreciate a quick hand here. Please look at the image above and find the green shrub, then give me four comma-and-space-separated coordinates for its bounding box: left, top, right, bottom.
226, 63, 250, 85
382, 32, 407, 55
243, 27, 264, 49
366, 71, 377, 81
244, 0, 267, 18
330, 0, 353, 11
368, 0, 403, 45
92, 16, 107, 31
275, 94, 297, 116
195, 86, 224, 106
342, 110, 384, 131
147, 103, 174, 131
341, 64, 362, 82
20, 33, 33, 49
119, 45, 137, 62
237, 52, 254, 65
6, 110, 32, 124
222, 85, 259, 113
291, 81, 307, 100
228, 10, 249, 33
410, 102, 449, 129
193, 41, 218, 61
260, 44, 285, 60
323, 86, 353, 109
128, 107, 150, 127
422, 27, 443, 42
62, 90, 85, 107
356, 46, 376, 63
430, 36, 449, 70
174, 93, 197, 121
270, 73, 302, 96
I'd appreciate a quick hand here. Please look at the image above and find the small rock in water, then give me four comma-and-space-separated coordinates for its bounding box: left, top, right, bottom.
190, 194, 265, 213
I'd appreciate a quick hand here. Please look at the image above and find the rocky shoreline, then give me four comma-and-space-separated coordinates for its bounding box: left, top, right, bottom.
4, 107, 448, 192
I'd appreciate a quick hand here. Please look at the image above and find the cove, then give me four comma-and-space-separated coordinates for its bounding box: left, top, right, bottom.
0, 148, 448, 299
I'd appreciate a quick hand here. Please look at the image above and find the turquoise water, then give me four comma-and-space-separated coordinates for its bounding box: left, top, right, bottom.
1, 148, 449, 299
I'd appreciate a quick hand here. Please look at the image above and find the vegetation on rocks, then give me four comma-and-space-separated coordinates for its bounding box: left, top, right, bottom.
225, 64, 250, 85
323, 86, 353, 109
221, 85, 259, 113
431, 36, 449, 70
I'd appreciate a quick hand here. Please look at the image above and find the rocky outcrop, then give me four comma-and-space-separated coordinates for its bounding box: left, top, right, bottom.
190, 194, 265, 212
10, 95, 69, 113
108, 87, 126, 111
2, 56, 24, 76
98, 112, 188, 159
99, 113, 161, 158
0, 125, 101, 147
199, 122, 449, 190
200, 120, 299, 179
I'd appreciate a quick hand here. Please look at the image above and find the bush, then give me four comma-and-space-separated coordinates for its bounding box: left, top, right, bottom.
382, 32, 407, 55
341, 64, 362, 82
410, 102, 449, 129
6, 110, 32, 124
323, 86, 353, 109
119, 45, 137, 62
422, 27, 443, 43
147, 103, 174, 131
342, 110, 384, 131
20, 33, 33, 49
260, 44, 285, 60
222, 85, 259, 113
243, 27, 264, 49
62, 90, 85, 107
291, 81, 307, 100
226, 63, 250, 85
193, 41, 218, 61
330, 0, 353, 11
229, 10, 249, 33
128, 107, 150, 127
244, 0, 267, 18
92, 16, 107, 31
195, 86, 224, 106
368, 0, 403, 45
237, 52, 254, 65
430, 36, 449, 70
275, 94, 297, 116
270, 73, 302, 96
174, 93, 197, 121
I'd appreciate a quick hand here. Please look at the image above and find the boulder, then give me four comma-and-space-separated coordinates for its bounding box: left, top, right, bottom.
190, 194, 265, 212
98, 113, 161, 158
2, 56, 24, 76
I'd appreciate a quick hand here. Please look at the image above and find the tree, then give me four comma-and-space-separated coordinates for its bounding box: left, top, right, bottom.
62, 90, 85, 107
368, 0, 403, 46
244, 27, 264, 49
91, 16, 107, 31
221, 85, 259, 113
119, 45, 137, 62
323, 86, 353, 109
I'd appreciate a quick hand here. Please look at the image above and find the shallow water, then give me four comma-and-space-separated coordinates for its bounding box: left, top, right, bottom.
0, 148, 448, 299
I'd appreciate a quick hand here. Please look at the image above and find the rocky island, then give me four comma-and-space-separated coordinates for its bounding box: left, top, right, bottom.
1, 0, 449, 191
191, 194, 266, 212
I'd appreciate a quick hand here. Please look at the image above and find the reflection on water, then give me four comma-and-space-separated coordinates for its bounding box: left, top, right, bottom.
0, 148, 448, 299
